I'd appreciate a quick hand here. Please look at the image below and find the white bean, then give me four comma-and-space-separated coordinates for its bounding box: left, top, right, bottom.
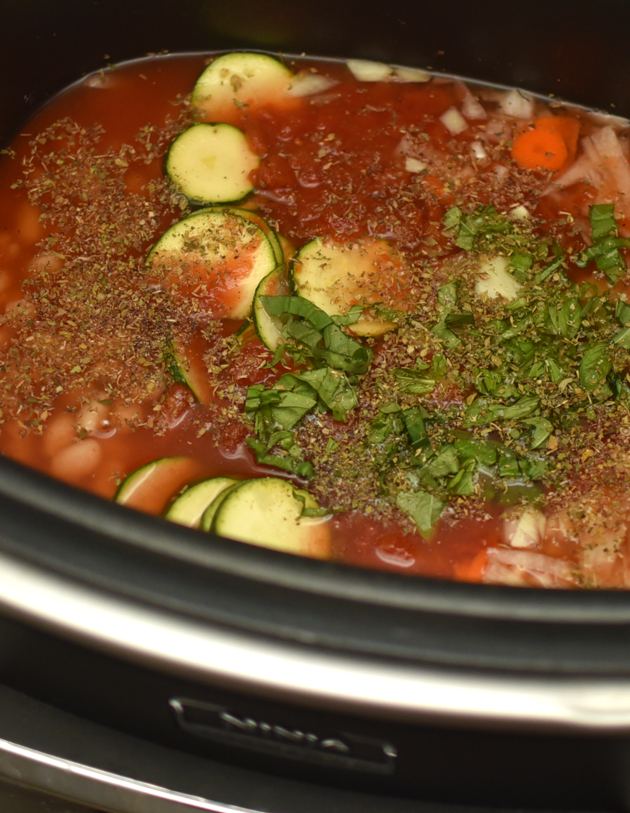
113, 403, 145, 430
28, 252, 64, 276
16, 202, 44, 244
50, 438, 102, 481
42, 412, 77, 457
77, 397, 113, 436
4, 299, 35, 317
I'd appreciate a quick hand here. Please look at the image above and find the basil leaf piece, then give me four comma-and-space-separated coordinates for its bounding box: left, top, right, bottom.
613, 326, 630, 349
574, 205, 629, 283
403, 407, 427, 447
393, 367, 436, 394
453, 433, 498, 466
500, 395, 540, 421
396, 490, 446, 540
428, 444, 459, 478
298, 367, 358, 422
546, 298, 581, 339
246, 438, 314, 479
535, 253, 565, 283
579, 343, 612, 391
331, 304, 364, 326
498, 453, 521, 479
448, 459, 476, 495
261, 295, 373, 375
437, 281, 459, 308
525, 459, 548, 481
510, 252, 533, 280
431, 321, 461, 348
616, 300, 630, 326
589, 203, 618, 241
463, 395, 539, 427
443, 206, 462, 231
462, 397, 496, 427
444, 311, 475, 327
429, 353, 448, 379
522, 417, 553, 450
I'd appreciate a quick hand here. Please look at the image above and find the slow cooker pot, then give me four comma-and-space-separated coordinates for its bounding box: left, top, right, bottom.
2, 1, 630, 810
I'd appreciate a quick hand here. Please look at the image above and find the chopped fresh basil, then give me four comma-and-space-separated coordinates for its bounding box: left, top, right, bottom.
261, 295, 373, 375
579, 343, 612, 392
616, 300, 630, 325
447, 459, 476, 495
396, 490, 446, 539
575, 204, 630, 284
428, 444, 459, 477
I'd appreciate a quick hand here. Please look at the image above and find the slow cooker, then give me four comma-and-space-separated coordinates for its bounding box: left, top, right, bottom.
1, 1, 630, 810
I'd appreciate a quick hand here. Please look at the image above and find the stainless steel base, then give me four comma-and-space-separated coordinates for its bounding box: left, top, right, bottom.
0, 683, 507, 813
0, 776, 107, 813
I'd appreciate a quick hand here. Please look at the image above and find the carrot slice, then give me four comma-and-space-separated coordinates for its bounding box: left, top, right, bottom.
512, 127, 568, 171
453, 549, 488, 583
512, 115, 581, 172
535, 116, 580, 160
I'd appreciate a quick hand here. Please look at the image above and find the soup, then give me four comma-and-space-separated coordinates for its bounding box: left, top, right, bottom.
1, 51, 630, 587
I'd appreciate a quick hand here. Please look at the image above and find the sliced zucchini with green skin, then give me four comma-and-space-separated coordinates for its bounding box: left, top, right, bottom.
115, 457, 199, 514
292, 237, 413, 336
166, 123, 260, 205
253, 264, 291, 350
201, 206, 284, 266
278, 233, 295, 266
192, 52, 293, 120
211, 477, 331, 559
200, 481, 242, 532
166, 476, 239, 528
148, 209, 278, 320
164, 336, 214, 405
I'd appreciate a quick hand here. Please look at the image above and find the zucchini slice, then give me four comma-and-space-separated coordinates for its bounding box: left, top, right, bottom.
211, 477, 331, 559
148, 209, 278, 320
253, 264, 291, 350
166, 476, 239, 528
192, 52, 293, 121
115, 457, 199, 514
201, 206, 284, 266
199, 481, 242, 532
166, 123, 260, 205
164, 335, 214, 405
292, 237, 413, 336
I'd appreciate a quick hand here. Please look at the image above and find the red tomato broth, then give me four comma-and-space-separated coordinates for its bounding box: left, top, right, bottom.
2, 53, 630, 586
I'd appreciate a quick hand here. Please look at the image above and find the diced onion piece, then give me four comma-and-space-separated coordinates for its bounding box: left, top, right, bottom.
494, 164, 509, 183
405, 156, 428, 173
499, 89, 534, 119
393, 66, 430, 83
475, 255, 522, 301
504, 509, 546, 549
510, 204, 530, 221
347, 59, 392, 82
440, 107, 468, 135
486, 118, 511, 143
483, 548, 577, 588
461, 91, 487, 120
471, 141, 488, 161
287, 72, 338, 97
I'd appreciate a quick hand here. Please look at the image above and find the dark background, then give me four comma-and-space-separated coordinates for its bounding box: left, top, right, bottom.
0, 0, 626, 147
